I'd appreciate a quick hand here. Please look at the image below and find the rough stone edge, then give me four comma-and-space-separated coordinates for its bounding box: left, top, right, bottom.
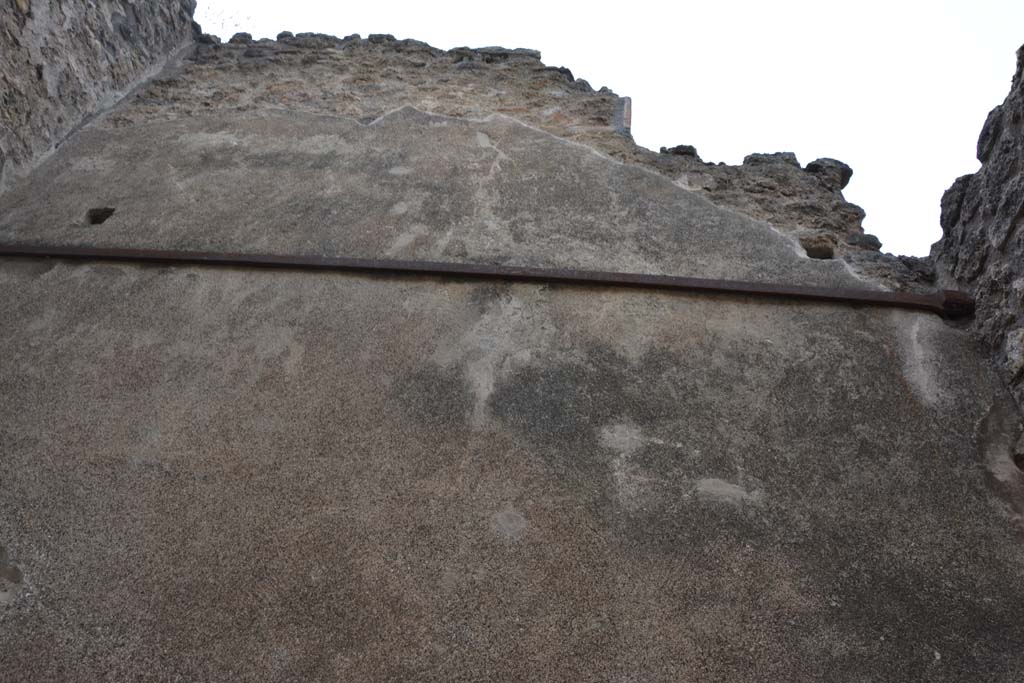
0, 5, 200, 195
931, 43, 1024, 416
9, 41, 199, 196
163, 31, 910, 290
0, 23, 953, 297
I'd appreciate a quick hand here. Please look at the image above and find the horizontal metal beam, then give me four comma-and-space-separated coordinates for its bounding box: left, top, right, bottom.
0, 243, 974, 318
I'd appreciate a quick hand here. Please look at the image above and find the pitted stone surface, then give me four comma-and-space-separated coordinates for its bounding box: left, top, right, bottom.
933, 44, 1024, 409
0, 0, 198, 192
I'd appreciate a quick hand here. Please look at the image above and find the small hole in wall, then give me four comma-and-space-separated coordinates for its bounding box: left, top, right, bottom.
86, 207, 116, 225
1014, 450, 1024, 472
798, 236, 835, 260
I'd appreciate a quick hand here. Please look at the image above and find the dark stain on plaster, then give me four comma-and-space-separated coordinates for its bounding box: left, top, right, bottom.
491, 362, 605, 446
805, 520, 1024, 677
0, 544, 24, 606
468, 282, 509, 313
0, 545, 23, 586
489, 345, 683, 467
394, 364, 474, 430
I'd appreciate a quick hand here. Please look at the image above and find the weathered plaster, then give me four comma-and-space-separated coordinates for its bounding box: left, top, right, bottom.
0, 98, 1022, 680
2, 12, 1024, 681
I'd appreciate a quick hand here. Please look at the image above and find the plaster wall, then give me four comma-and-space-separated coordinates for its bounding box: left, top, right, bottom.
0, 92, 1022, 681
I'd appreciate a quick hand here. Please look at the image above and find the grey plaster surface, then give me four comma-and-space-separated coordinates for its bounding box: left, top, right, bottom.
1, 108, 1023, 680
0, 107, 865, 288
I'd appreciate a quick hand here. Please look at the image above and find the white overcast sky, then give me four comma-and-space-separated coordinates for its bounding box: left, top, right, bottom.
195, 0, 1023, 257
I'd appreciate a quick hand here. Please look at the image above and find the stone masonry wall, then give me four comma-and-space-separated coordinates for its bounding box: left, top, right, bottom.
103, 30, 927, 290
0, 0, 198, 192
3, 24, 1024, 681
933, 45, 1024, 409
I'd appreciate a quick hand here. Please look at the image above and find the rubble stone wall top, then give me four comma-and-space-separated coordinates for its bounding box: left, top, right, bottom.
106, 30, 930, 290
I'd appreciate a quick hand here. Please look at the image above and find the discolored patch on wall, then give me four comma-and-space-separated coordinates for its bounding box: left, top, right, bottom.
487, 343, 688, 486
796, 517, 1024, 678
468, 282, 512, 314
0, 545, 24, 606
392, 364, 475, 430
490, 506, 528, 541
489, 357, 620, 453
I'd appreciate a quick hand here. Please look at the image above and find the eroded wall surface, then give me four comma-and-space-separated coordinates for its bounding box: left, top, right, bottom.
0, 50, 1023, 679
933, 45, 1024, 412
99, 31, 932, 290
0, 0, 197, 192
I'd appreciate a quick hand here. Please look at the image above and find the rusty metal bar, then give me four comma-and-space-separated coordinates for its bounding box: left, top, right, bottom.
0, 243, 974, 318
